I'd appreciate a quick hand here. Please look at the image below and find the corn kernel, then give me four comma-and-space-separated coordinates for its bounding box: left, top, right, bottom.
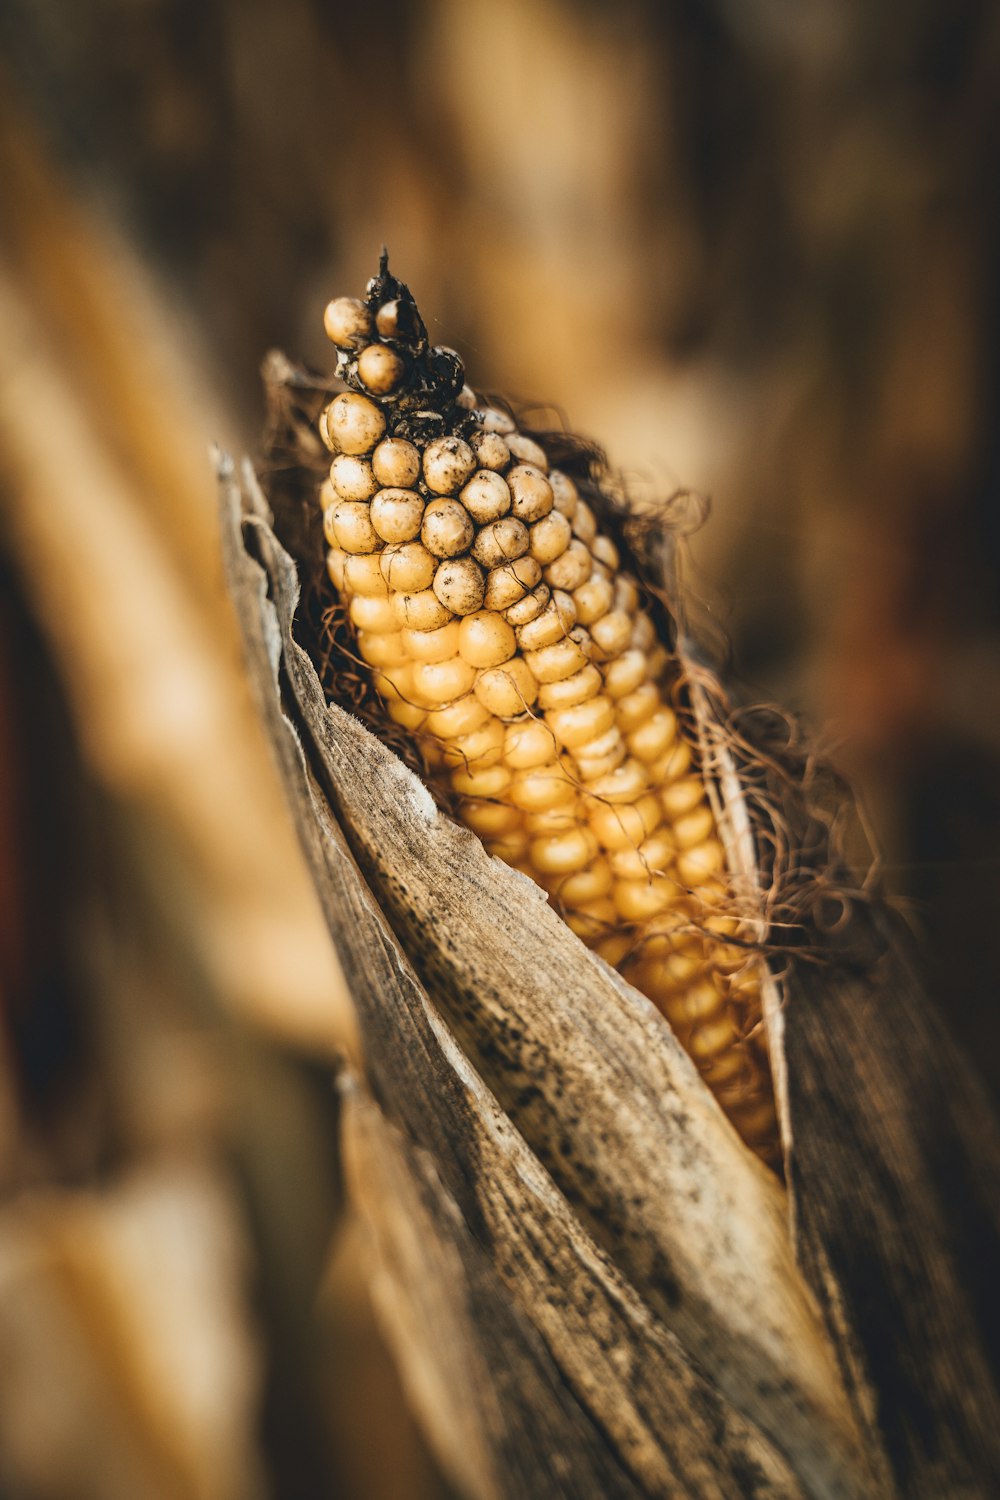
433, 557, 486, 616
380, 542, 436, 593
326, 391, 386, 454
461, 471, 511, 523
474, 658, 538, 717
458, 611, 517, 668
358, 342, 406, 394
423, 436, 477, 495
330, 453, 378, 501
373, 437, 421, 488
421, 498, 475, 559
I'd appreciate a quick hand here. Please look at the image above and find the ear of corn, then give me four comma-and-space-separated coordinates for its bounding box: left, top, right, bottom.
317, 257, 779, 1167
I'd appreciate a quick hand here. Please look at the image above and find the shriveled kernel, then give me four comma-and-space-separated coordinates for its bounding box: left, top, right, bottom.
590, 793, 663, 851
590, 609, 633, 660
536, 663, 602, 710
379, 541, 436, 592
545, 539, 593, 591
372, 437, 421, 488
392, 589, 453, 631
571, 500, 597, 543
460, 470, 511, 523
516, 591, 577, 652
450, 762, 512, 798
344, 553, 389, 597
399, 620, 462, 662
433, 556, 485, 616
371, 488, 425, 543
326, 547, 346, 589
349, 594, 397, 632
529, 826, 598, 876
483, 556, 542, 610
503, 718, 558, 769
470, 430, 510, 471
410, 656, 478, 707
548, 470, 578, 516
324, 296, 373, 346
472, 516, 530, 569
676, 840, 726, 887
356, 630, 406, 669
507, 464, 554, 522
421, 497, 475, 558
547, 696, 615, 749
424, 697, 490, 745
529, 510, 572, 565
572, 574, 614, 625
325, 391, 386, 454
523, 633, 590, 684
504, 582, 550, 626
474, 659, 538, 717
358, 342, 406, 394
423, 436, 477, 495
458, 611, 517, 668
603, 650, 648, 699
509, 765, 576, 812
330, 453, 378, 501
628, 709, 678, 763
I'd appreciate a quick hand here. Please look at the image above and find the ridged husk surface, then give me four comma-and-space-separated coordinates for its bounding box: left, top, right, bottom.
217, 353, 1000, 1499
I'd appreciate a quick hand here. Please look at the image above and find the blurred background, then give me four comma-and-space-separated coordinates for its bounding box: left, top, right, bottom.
0, 1, 998, 1495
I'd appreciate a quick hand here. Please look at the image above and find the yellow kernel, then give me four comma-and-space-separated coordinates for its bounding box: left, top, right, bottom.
613, 875, 680, 923
593, 536, 620, 572
590, 609, 633, 660
567, 898, 618, 940
509, 765, 576, 812
318, 407, 335, 452
484, 831, 530, 863
483, 556, 542, 610
387, 698, 428, 732
324, 296, 373, 346
472, 517, 530, 569
545, 538, 593, 591
356, 630, 406, 669
473, 406, 516, 434
612, 573, 639, 612
589, 793, 662, 851
326, 547, 347, 590
516, 591, 577, 651
548, 470, 578, 517
344, 553, 390, 597
651, 737, 693, 786
660, 776, 704, 818
628, 709, 677, 763
372, 437, 421, 488
349, 594, 397, 632
433, 557, 485, 616
631, 613, 655, 652
672, 805, 716, 850
508, 464, 554, 522
380, 541, 436, 592
374, 299, 411, 338
439, 718, 506, 768
358, 342, 406, 394
573, 739, 627, 781
325, 391, 386, 454
399, 620, 461, 662
503, 718, 558, 769
425, 693, 490, 739
410, 656, 478, 707
423, 436, 477, 495
458, 611, 517, 668
504, 583, 550, 625
371, 488, 425, 543
609, 828, 676, 879
529, 826, 598, 876
525, 806, 580, 834
603, 650, 647, 699
331, 500, 380, 554
474, 658, 538, 717
373, 663, 413, 702
676, 840, 726, 887
595, 932, 635, 967
549, 859, 613, 905
546, 695, 616, 749
647, 644, 670, 680
506, 434, 549, 469
536, 663, 602, 710
460, 798, 523, 837
523, 634, 590, 684
450, 761, 512, 798
572, 574, 614, 625
330, 453, 378, 501
650, 955, 713, 1007
470, 430, 510, 471
571, 499, 597, 543
688, 1015, 741, 1063
461, 470, 511, 523
529, 510, 572, 565
391, 589, 453, 631
421, 497, 475, 559
616, 682, 661, 732
586, 758, 649, 804
319, 477, 337, 510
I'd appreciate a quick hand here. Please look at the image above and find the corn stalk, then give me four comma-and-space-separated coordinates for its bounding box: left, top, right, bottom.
217, 410, 1000, 1498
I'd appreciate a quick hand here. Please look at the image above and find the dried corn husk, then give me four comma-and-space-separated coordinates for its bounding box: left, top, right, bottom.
218, 418, 1000, 1499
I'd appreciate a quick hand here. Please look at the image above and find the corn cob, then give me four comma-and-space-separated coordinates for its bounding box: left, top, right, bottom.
317, 258, 779, 1167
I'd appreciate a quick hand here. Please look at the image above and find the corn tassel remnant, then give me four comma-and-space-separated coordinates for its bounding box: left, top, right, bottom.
316, 257, 779, 1167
